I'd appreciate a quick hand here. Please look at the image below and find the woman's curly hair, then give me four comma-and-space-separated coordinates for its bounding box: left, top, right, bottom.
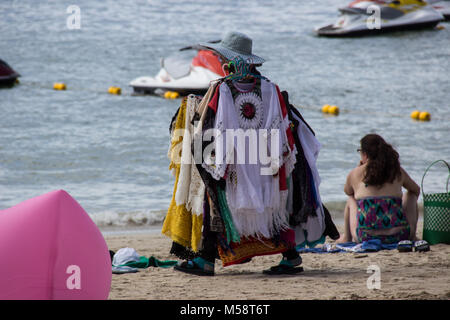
360, 134, 401, 187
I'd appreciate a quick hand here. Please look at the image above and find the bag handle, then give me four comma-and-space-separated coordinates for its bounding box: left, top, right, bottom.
421, 160, 450, 196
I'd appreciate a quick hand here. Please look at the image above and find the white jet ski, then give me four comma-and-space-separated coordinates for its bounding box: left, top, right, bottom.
130, 43, 226, 96
315, 0, 444, 37
427, 0, 450, 19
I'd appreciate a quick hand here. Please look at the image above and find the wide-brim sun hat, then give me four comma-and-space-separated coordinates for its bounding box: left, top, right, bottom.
199, 31, 265, 65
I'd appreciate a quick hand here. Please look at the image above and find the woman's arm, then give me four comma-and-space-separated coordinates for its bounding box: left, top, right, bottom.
401, 167, 420, 197
344, 170, 355, 196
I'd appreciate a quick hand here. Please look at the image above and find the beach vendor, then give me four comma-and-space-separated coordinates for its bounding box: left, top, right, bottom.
338, 134, 421, 244
163, 31, 339, 276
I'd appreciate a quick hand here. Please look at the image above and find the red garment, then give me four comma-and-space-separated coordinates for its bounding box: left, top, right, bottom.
192, 50, 226, 77
207, 82, 220, 113
280, 228, 296, 247
275, 85, 295, 152
218, 236, 287, 267
275, 85, 293, 193
279, 165, 287, 191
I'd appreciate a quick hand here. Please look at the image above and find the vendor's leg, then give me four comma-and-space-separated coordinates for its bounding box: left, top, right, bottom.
402, 191, 419, 241
170, 241, 197, 260
281, 248, 302, 266
199, 230, 218, 264
174, 231, 217, 276
193, 230, 218, 274
263, 248, 303, 275
337, 196, 358, 243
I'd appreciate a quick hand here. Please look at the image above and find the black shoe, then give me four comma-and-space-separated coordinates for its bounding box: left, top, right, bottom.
263, 256, 303, 275
263, 264, 304, 275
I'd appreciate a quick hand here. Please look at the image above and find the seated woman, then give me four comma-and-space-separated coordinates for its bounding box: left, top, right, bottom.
338, 134, 420, 244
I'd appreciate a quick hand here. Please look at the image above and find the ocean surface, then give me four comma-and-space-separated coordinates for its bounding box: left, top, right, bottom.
1, 0, 449, 228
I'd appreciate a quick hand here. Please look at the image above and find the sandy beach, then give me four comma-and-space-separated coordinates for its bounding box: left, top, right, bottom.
105, 221, 450, 300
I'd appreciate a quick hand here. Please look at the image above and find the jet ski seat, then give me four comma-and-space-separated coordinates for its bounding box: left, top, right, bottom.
339, 5, 405, 19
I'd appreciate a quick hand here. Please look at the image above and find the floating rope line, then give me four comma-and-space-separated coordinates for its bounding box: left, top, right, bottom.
9, 80, 448, 121
294, 104, 449, 122
16, 80, 130, 96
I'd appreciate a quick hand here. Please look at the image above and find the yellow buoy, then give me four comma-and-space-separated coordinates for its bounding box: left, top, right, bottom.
321, 104, 330, 113
436, 25, 445, 30
53, 83, 66, 90
108, 86, 121, 95
419, 111, 431, 121
410, 110, 420, 120
169, 91, 180, 99
328, 105, 340, 115
164, 91, 173, 99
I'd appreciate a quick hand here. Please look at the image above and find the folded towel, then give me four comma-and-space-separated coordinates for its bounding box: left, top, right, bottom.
297, 239, 398, 254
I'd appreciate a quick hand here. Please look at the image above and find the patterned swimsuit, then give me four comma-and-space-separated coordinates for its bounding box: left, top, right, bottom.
356, 196, 410, 244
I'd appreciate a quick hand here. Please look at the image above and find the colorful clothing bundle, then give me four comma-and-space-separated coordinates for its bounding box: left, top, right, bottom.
163, 76, 339, 266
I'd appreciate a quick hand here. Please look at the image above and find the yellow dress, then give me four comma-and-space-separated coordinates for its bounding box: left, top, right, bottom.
162, 98, 203, 252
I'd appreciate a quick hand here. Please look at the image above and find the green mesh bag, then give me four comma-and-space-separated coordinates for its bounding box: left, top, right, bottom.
421, 160, 450, 245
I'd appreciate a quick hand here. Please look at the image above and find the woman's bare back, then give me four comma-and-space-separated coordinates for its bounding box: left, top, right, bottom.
345, 164, 419, 200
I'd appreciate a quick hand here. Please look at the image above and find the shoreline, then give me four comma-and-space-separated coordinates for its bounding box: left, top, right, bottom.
99, 212, 424, 236
92, 203, 424, 231
100, 225, 163, 236
104, 220, 449, 300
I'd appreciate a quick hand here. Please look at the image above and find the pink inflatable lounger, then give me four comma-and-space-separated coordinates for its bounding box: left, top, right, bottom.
0, 190, 112, 300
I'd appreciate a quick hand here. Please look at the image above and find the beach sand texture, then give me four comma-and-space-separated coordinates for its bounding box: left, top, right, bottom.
105, 222, 450, 300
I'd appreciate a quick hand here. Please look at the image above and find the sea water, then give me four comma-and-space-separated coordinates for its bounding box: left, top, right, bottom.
1, 0, 449, 228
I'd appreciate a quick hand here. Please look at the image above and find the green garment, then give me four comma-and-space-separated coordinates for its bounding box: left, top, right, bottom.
119, 256, 177, 269
217, 187, 241, 244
